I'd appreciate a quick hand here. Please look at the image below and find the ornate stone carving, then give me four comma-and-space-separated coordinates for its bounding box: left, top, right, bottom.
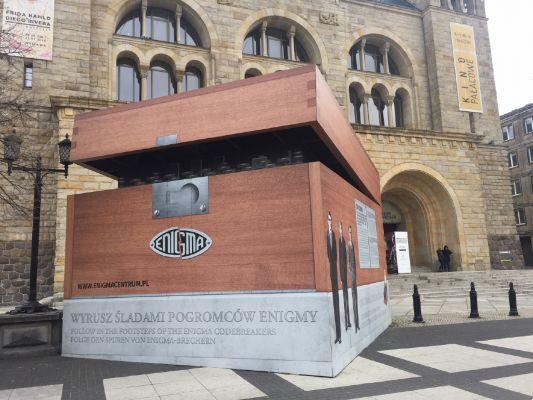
319, 12, 339, 26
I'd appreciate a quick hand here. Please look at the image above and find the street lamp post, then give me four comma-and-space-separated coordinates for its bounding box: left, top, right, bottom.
2, 129, 72, 314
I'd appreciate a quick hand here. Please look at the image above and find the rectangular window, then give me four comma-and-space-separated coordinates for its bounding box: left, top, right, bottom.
512, 179, 522, 196
528, 147, 533, 164
502, 125, 514, 141
525, 117, 533, 134
508, 152, 519, 168
515, 209, 526, 226
24, 62, 33, 88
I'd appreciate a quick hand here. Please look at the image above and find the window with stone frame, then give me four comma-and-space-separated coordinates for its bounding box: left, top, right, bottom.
243, 24, 309, 62
525, 117, 533, 134
508, 152, 519, 168
527, 147, 533, 164
515, 208, 526, 226
512, 179, 523, 196
502, 124, 514, 141
23, 62, 33, 89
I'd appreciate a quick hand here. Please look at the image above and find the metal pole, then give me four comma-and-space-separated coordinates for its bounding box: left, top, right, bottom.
412, 284, 424, 323
28, 158, 42, 305
509, 282, 519, 317
469, 282, 479, 318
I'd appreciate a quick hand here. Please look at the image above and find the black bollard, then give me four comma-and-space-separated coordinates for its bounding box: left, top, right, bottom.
412, 285, 424, 323
469, 282, 479, 318
509, 282, 519, 317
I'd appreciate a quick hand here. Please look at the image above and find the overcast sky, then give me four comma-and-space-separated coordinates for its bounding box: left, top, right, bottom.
486, 0, 533, 115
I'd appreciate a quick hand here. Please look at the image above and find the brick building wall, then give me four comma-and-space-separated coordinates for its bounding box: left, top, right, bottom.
0, 0, 523, 305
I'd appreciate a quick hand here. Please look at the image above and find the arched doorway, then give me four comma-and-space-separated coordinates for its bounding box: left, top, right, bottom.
382, 169, 462, 272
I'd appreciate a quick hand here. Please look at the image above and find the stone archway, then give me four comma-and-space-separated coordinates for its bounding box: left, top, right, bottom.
382, 168, 463, 271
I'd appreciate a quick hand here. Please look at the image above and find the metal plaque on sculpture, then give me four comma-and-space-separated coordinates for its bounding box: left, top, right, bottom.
450, 23, 483, 113
149, 228, 212, 259
1, 0, 54, 60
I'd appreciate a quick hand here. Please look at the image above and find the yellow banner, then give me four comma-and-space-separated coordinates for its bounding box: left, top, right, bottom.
450, 23, 483, 113
1, 0, 55, 60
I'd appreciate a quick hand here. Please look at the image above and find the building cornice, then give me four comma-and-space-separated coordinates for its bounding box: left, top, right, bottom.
421, 5, 488, 21
341, 0, 421, 18
50, 96, 121, 111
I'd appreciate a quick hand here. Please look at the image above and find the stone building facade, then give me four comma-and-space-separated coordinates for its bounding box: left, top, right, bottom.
0, 0, 524, 305
501, 104, 533, 267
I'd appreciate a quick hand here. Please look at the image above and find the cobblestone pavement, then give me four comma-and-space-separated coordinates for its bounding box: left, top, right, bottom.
389, 295, 533, 327
1, 318, 533, 399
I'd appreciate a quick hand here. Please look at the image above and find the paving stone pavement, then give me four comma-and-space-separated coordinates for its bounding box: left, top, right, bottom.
1, 318, 533, 399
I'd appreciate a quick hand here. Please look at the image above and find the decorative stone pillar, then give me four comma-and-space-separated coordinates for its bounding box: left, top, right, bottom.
386, 96, 395, 127
363, 93, 371, 125
381, 42, 390, 74
176, 69, 185, 93
261, 21, 268, 57
359, 38, 367, 71
446, 0, 454, 10
287, 26, 296, 61
175, 4, 182, 43
140, 65, 149, 100
141, 0, 148, 37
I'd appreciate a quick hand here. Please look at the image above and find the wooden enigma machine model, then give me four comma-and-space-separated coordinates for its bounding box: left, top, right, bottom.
62, 65, 391, 377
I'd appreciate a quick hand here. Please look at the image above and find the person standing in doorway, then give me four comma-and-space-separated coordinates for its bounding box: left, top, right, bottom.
437, 248, 444, 272
348, 226, 360, 332
327, 212, 342, 344
442, 245, 453, 272
339, 222, 351, 330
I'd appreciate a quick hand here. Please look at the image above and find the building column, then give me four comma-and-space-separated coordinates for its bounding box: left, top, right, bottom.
287, 26, 296, 61
261, 21, 268, 57
176, 69, 185, 93
363, 93, 371, 125
381, 42, 390, 74
386, 96, 395, 127
141, 0, 147, 37
359, 38, 367, 71
446, 0, 454, 10
175, 4, 182, 43
140, 65, 149, 100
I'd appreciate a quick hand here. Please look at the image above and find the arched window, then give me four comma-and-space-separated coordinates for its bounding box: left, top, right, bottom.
348, 39, 402, 76
393, 94, 404, 128
243, 24, 309, 62
349, 86, 364, 125
116, 58, 140, 102
147, 62, 175, 99
183, 66, 203, 92
146, 8, 175, 42
180, 18, 201, 46
369, 88, 387, 126
244, 68, 262, 79
115, 6, 202, 46
116, 10, 141, 37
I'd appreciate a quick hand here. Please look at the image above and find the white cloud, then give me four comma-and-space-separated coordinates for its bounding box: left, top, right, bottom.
486, 0, 533, 115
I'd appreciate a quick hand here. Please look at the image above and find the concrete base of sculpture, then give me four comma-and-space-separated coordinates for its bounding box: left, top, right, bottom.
62, 281, 390, 377
0, 311, 62, 359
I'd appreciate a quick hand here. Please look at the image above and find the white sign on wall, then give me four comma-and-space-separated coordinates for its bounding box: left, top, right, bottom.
395, 231, 411, 274
356, 200, 380, 268
1, 0, 55, 60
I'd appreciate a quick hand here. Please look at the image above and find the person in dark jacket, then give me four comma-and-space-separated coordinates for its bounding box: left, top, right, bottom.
442, 245, 453, 272
339, 222, 351, 330
437, 248, 444, 272
327, 212, 342, 344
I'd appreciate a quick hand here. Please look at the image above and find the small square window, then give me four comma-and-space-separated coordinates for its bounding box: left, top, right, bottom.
515, 208, 526, 226
24, 62, 33, 89
512, 180, 523, 196
508, 152, 519, 168
502, 125, 515, 141
525, 117, 533, 134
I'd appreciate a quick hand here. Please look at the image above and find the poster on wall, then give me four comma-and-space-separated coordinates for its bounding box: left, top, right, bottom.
355, 200, 379, 268
394, 231, 411, 274
450, 22, 483, 113
1, 0, 55, 60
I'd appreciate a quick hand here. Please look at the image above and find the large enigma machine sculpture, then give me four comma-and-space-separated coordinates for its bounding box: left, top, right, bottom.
62, 65, 391, 377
